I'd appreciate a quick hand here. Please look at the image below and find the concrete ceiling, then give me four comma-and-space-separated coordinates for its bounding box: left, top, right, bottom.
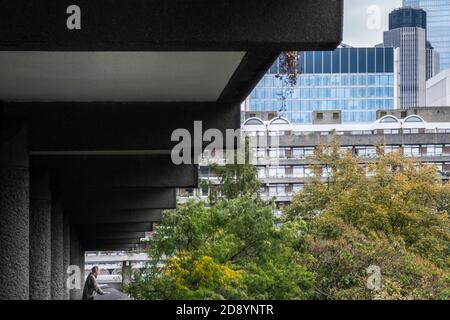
0, 51, 245, 102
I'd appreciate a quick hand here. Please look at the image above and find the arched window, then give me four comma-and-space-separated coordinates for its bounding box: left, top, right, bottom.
404, 115, 424, 123
379, 115, 399, 123
269, 117, 291, 126
243, 118, 264, 126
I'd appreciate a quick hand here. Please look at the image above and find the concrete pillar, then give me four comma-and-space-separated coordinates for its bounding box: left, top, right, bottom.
0, 118, 29, 300
63, 212, 70, 300
122, 261, 132, 288
50, 194, 64, 300
69, 229, 82, 300
79, 247, 85, 298
29, 167, 52, 300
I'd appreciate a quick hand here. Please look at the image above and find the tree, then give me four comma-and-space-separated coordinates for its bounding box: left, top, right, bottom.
126, 159, 313, 300
284, 139, 450, 300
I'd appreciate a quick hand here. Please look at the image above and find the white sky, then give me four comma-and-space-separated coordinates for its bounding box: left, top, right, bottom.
343, 0, 403, 47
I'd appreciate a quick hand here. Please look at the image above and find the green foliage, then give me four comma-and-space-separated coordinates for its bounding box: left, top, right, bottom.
126, 161, 313, 300
285, 139, 450, 300
127, 138, 450, 300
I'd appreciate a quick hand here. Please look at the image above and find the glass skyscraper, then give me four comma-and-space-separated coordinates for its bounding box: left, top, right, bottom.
248, 47, 396, 123
404, 0, 450, 70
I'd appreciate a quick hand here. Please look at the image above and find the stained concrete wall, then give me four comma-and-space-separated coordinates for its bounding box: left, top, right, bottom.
0, 121, 29, 300
51, 194, 64, 300
29, 168, 52, 300
63, 212, 70, 300
69, 229, 83, 300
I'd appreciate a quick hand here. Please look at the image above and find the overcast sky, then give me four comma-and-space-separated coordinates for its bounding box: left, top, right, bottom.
343, 0, 403, 47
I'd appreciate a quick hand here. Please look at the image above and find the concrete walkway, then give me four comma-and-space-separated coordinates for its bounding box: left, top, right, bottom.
95, 286, 133, 300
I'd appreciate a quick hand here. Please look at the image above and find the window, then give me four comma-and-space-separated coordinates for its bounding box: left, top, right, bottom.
403, 128, 419, 135
245, 118, 264, 126
376, 48, 384, 73
404, 116, 424, 123
380, 116, 399, 123
333, 112, 340, 120
332, 50, 340, 73
341, 48, 349, 73
367, 48, 375, 73
316, 112, 323, 120
404, 145, 421, 157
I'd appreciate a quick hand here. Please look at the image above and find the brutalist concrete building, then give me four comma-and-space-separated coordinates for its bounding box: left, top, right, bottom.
0, 1, 343, 300
181, 107, 450, 205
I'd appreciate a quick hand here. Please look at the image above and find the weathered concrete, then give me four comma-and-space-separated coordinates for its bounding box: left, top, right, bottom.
76, 222, 153, 235
122, 261, 132, 287
69, 229, 82, 300
83, 244, 142, 251
83, 239, 143, 250
70, 209, 162, 225
63, 211, 70, 300
29, 168, 52, 300
51, 194, 64, 300
48, 156, 198, 189
64, 188, 176, 210
82, 232, 145, 241
0, 0, 344, 52
0, 118, 29, 300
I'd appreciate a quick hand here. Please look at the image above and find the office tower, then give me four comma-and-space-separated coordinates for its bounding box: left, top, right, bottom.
404, 0, 450, 70
382, 7, 439, 109
248, 46, 397, 124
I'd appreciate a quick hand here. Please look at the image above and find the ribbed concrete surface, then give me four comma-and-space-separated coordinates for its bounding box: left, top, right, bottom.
51, 196, 64, 300
0, 166, 29, 300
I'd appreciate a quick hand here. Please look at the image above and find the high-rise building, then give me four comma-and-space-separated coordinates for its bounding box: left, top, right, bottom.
247, 47, 397, 124
381, 7, 439, 109
404, 0, 450, 70
427, 69, 450, 106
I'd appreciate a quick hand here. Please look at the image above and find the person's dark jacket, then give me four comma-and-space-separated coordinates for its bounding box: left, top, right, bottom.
82, 272, 105, 300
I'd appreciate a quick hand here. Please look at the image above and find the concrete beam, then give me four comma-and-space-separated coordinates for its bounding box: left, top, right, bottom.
63, 188, 176, 210
81, 232, 146, 241
26, 102, 240, 152
70, 209, 162, 225
44, 156, 198, 190
84, 244, 142, 251
82, 239, 143, 249
75, 222, 153, 234
0, 0, 343, 51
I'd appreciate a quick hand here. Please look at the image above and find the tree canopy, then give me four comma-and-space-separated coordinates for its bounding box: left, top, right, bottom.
127, 139, 450, 300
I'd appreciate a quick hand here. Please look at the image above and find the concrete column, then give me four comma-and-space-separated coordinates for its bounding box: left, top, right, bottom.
79, 247, 85, 298
29, 167, 52, 300
51, 194, 64, 300
63, 212, 70, 300
0, 118, 29, 300
122, 261, 132, 289
69, 229, 81, 300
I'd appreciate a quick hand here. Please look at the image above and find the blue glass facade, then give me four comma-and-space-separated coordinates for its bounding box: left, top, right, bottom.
404, 0, 450, 70
249, 48, 396, 123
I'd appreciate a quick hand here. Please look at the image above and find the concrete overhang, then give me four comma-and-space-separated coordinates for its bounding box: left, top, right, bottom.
76, 223, 153, 234
40, 155, 198, 189
82, 239, 146, 251
83, 244, 143, 251
0, 0, 343, 104
70, 209, 162, 225
63, 188, 176, 210
80, 232, 146, 241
